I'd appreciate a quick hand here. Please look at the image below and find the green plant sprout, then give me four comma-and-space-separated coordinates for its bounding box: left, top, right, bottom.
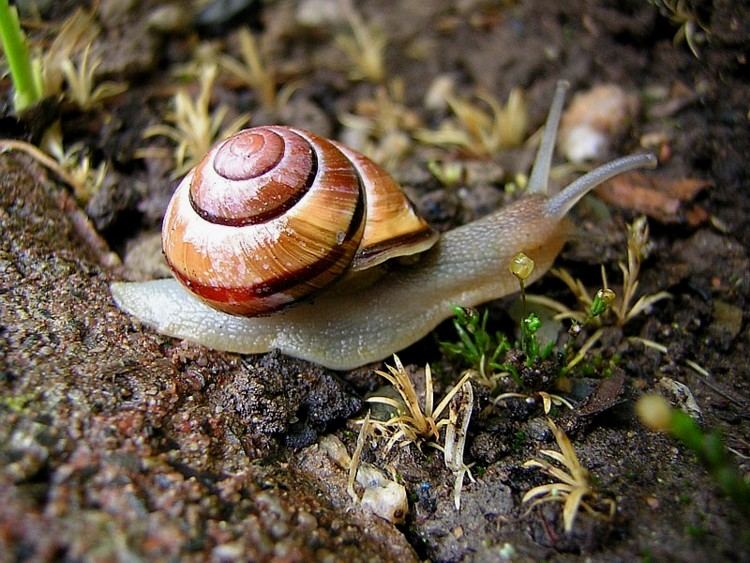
0, 0, 42, 111
519, 312, 556, 366
426, 159, 465, 188
37, 8, 99, 98
525, 217, 671, 369
510, 251, 534, 309
523, 418, 616, 532
493, 305, 570, 414
589, 287, 616, 319
440, 250, 583, 413
523, 271, 610, 370
440, 307, 511, 379
339, 79, 421, 169
529, 217, 670, 330
365, 354, 472, 451
637, 394, 750, 515
170, 40, 223, 81
219, 27, 295, 112
1, 6, 128, 112
441, 251, 555, 389
415, 87, 529, 157
143, 64, 250, 177
610, 217, 672, 325
649, 0, 708, 58
335, 2, 387, 83
510, 252, 556, 365
441, 236, 637, 398
441, 304, 557, 394
361, 355, 475, 511
60, 43, 127, 110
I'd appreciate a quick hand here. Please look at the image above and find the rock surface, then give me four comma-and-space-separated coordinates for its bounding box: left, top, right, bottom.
0, 154, 415, 561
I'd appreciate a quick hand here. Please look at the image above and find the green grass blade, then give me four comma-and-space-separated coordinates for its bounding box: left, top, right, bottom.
0, 0, 42, 111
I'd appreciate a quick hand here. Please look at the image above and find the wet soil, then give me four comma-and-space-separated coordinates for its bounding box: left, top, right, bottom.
2, 0, 749, 561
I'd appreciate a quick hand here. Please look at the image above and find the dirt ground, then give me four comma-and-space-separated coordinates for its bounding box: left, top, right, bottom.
1, 0, 749, 561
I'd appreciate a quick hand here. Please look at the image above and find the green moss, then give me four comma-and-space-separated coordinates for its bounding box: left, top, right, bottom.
0, 392, 35, 413
510, 430, 527, 452
685, 524, 708, 540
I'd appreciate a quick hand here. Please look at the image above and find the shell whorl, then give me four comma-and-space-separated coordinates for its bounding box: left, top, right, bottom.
162, 126, 437, 316
189, 127, 318, 226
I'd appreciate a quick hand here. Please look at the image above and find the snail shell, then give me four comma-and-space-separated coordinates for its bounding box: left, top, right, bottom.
163, 126, 438, 316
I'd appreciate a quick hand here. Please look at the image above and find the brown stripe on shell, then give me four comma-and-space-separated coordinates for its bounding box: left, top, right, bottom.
331, 140, 438, 270
351, 226, 439, 270
168, 190, 366, 316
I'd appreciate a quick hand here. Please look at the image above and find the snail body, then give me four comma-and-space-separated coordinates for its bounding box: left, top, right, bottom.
112, 82, 656, 369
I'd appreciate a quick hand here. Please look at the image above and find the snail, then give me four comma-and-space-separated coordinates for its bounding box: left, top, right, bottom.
111, 81, 656, 370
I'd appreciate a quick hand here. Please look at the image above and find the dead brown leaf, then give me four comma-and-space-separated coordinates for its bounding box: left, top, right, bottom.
596, 172, 712, 225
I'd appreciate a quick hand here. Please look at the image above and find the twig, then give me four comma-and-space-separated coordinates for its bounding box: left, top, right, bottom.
0, 138, 83, 192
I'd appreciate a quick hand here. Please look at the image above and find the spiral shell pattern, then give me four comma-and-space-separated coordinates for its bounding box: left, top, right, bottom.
162, 126, 437, 316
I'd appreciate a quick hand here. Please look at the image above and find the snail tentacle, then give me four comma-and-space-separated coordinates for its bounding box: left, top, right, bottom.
544, 153, 657, 220
527, 80, 569, 195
